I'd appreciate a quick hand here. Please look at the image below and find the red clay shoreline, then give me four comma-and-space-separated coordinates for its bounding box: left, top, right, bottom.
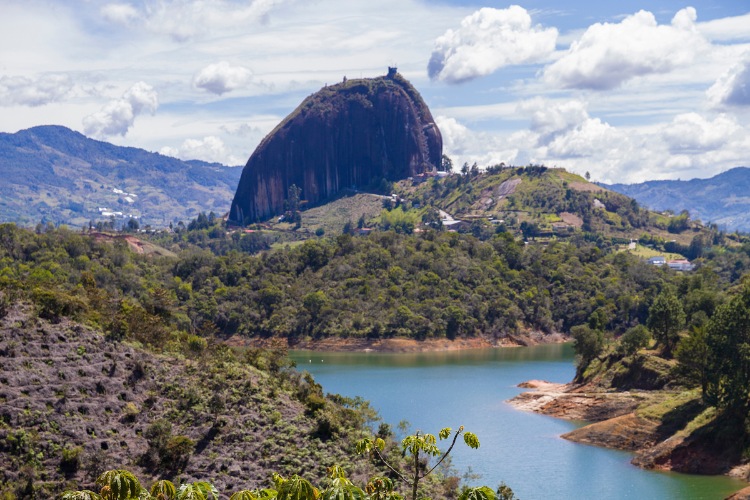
226, 332, 569, 353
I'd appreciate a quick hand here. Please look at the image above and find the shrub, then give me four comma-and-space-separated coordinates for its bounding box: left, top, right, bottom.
0, 292, 9, 319
187, 334, 208, 353
162, 435, 194, 472
122, 402, 139, 423
32, 288, 85, 322
617, 325, 651, 357
60, 446, 83, 475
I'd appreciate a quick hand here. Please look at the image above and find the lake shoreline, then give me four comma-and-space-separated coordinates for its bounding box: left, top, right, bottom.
227, 332, 569, 353
508, 380, 750, 491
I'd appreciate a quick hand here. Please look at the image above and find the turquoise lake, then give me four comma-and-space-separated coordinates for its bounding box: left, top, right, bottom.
289, 344, 746, 500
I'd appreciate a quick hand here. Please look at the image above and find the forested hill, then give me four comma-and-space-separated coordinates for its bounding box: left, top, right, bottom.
397, 165, 673, 242
0, 125, 242, 229
3, 163, 750, 493
604, 166, 750, 232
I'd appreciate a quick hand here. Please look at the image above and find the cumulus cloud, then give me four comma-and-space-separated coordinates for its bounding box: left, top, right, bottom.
101, 3, 140, 25
707, 53, 750, 107
83, 82, 158, 137
428, 5, 557, 83
142, 0, 289, 42
662, 113, 740, 153
544, 7, 707, 90
160, 135, 242, 164
518, 98, 625, 159
436, 115, 519, 168
193, 61, 253, 95
520, 97, 589, 146
0, 74, 73, 106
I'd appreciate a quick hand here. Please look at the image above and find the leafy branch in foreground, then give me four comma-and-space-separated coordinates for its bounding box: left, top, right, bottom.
356, 426, 481, 500
61, 427, 516, 500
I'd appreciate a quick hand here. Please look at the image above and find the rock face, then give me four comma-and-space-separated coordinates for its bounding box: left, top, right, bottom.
229, 69, 442, 224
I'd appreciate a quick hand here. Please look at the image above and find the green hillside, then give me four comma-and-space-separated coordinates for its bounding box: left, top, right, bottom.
0, 126, 242, 229
3, 164, 750, 495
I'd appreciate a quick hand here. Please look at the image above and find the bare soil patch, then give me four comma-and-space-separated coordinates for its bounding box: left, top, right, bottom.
568, 181, 605, 192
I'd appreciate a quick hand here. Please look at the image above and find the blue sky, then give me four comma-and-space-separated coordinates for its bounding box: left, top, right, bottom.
1, 0, 748, 183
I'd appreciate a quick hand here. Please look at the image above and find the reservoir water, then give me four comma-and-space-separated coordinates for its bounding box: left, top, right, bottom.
289, 344, 746, 499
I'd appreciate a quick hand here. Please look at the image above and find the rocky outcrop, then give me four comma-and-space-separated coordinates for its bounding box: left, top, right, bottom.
509, 379, 750, 481
229, 69, 442, 224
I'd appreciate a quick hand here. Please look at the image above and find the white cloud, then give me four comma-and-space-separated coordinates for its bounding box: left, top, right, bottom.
0, 74, 74, 107
436, 116, 471, 155
436, 115, 519, 168
518, 98, 627, 161
662, 113, 741, 153
698, 12, 750, 43
707, 52, 750, 107
160, 135, 244, 164
142, 0, 290, 42
193, 61, 253, 95
101, 3, 140, 25
546, 118, 620, 159
83, 82, 158, 137
428, 6, 557, 83
544, 8, 708, 90
519, 97, 589, 145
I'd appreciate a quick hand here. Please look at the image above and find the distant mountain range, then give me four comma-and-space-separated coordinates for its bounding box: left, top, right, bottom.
0, 125, 242, 228
604, 167, 750, 232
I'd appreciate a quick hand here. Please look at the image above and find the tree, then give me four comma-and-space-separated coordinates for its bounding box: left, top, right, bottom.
571, 324, 604, 379
126, 218, 139, 232
675, 324, 710, 400
667, 211, 690, 234
617, 324, 651, 357
287, 184, 303, 228
706, 285, 750, 414
647, 290, 686, 357
421, 208, 443, 230
519, 221, 539, 241
356, 426, 480, 500
441, 154, 453, 173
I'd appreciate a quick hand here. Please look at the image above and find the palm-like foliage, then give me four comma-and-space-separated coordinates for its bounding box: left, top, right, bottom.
320, 467, 365, 500
229, 489, 278, 500
96, 470, 142, 500
176, 481, 219, 500
458, 486, 495, 500
273, 474, 319, 500
61, 491, 102, 500
365, 477, 402, 500
150, 480, 177, 500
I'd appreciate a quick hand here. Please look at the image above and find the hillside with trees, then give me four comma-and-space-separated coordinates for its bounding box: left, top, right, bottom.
0, 125, 242, 229
3, 165, 750, 495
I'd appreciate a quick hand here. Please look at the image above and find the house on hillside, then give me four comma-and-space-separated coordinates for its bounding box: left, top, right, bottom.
648, 256, 666, 266
668, 259, 695, 271
442, 219, 471, 232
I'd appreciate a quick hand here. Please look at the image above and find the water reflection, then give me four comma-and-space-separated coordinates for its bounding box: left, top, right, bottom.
292, 342, 574, 367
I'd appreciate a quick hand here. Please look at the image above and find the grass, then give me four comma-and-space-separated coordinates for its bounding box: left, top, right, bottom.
298, 193, 385, 235
636, 388, 701, 421
622, 244, 684, 261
